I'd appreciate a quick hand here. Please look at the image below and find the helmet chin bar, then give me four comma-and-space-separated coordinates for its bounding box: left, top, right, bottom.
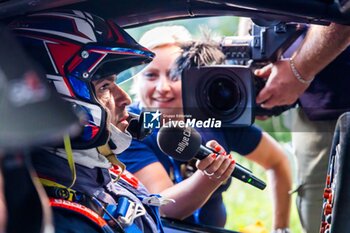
63, 98, 110, 149
74, 108, 110, 150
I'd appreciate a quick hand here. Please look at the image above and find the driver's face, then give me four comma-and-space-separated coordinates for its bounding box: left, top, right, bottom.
92, 75, 131, 132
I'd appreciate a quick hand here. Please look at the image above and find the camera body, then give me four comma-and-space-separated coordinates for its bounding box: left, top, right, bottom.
182, 66, 254, 127
182, 22, 305, 127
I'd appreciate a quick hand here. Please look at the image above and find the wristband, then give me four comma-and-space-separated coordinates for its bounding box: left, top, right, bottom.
289, 57, 313, 84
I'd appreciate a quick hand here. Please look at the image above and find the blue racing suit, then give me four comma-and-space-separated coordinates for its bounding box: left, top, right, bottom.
31, 148, 164, 233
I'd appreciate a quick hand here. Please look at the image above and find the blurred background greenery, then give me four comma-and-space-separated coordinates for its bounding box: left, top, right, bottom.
124, 17, 302, 232
224, 116, 302, 232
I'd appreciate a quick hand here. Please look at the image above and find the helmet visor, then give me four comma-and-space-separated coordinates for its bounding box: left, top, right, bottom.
65, 44, 154, 83
116, 63, 148, 85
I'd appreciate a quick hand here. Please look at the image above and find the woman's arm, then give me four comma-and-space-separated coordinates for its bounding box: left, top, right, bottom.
245, 132, 292, 230
134, 140, 235, 219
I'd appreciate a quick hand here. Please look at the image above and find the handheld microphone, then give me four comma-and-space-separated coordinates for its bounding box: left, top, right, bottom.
157, 125, 266, 190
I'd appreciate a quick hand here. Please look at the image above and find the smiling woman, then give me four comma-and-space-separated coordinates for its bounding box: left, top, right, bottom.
135, 44, 184, 117
118, 24, 241, 227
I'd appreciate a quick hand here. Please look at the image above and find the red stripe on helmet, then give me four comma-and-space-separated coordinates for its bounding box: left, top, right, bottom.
106, 20, 126, 43
87, 53, 107, 74
90, 125, 100, 138
67, 54, 84, 74
47, 42, 81, 75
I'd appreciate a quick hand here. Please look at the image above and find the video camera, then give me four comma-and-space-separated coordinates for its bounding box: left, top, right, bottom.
182, 22, 306, 127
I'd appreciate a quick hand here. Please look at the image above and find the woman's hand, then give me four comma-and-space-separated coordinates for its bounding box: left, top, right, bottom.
196, 140, 235, 182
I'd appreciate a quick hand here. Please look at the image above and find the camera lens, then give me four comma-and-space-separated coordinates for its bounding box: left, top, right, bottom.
207, 77, 241, 113
188, 67, 249, 125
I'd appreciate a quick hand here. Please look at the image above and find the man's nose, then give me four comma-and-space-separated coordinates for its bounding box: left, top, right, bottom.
113, 84, 131, 107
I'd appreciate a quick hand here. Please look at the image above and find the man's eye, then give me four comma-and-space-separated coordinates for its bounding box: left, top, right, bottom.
99, 83, 110, 91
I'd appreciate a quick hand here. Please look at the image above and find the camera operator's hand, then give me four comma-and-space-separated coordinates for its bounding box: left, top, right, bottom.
196, 140, 235, 183
255, 23, 350, 109
254, 60, 310, 109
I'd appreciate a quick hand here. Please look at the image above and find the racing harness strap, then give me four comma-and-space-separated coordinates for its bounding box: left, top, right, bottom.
40, 139, 139, 233
42, 175, 143, 233
41, 139, 167, 233
39, 134, 77, 201
63, 134, 76, 188
97, 143, 126, 182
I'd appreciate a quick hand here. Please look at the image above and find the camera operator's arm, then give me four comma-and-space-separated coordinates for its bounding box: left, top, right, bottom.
245, 133, 292, 231
255, 23, 350, 108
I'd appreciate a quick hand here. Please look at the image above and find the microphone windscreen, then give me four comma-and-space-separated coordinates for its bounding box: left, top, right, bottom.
157, 124, 202, 161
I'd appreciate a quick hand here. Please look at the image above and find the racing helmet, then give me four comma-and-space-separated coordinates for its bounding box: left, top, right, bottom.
9, 10, 154, 149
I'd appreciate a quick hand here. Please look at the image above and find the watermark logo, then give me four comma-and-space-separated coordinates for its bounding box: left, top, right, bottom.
143, 110, 222, 129
143, 110, 161, 129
